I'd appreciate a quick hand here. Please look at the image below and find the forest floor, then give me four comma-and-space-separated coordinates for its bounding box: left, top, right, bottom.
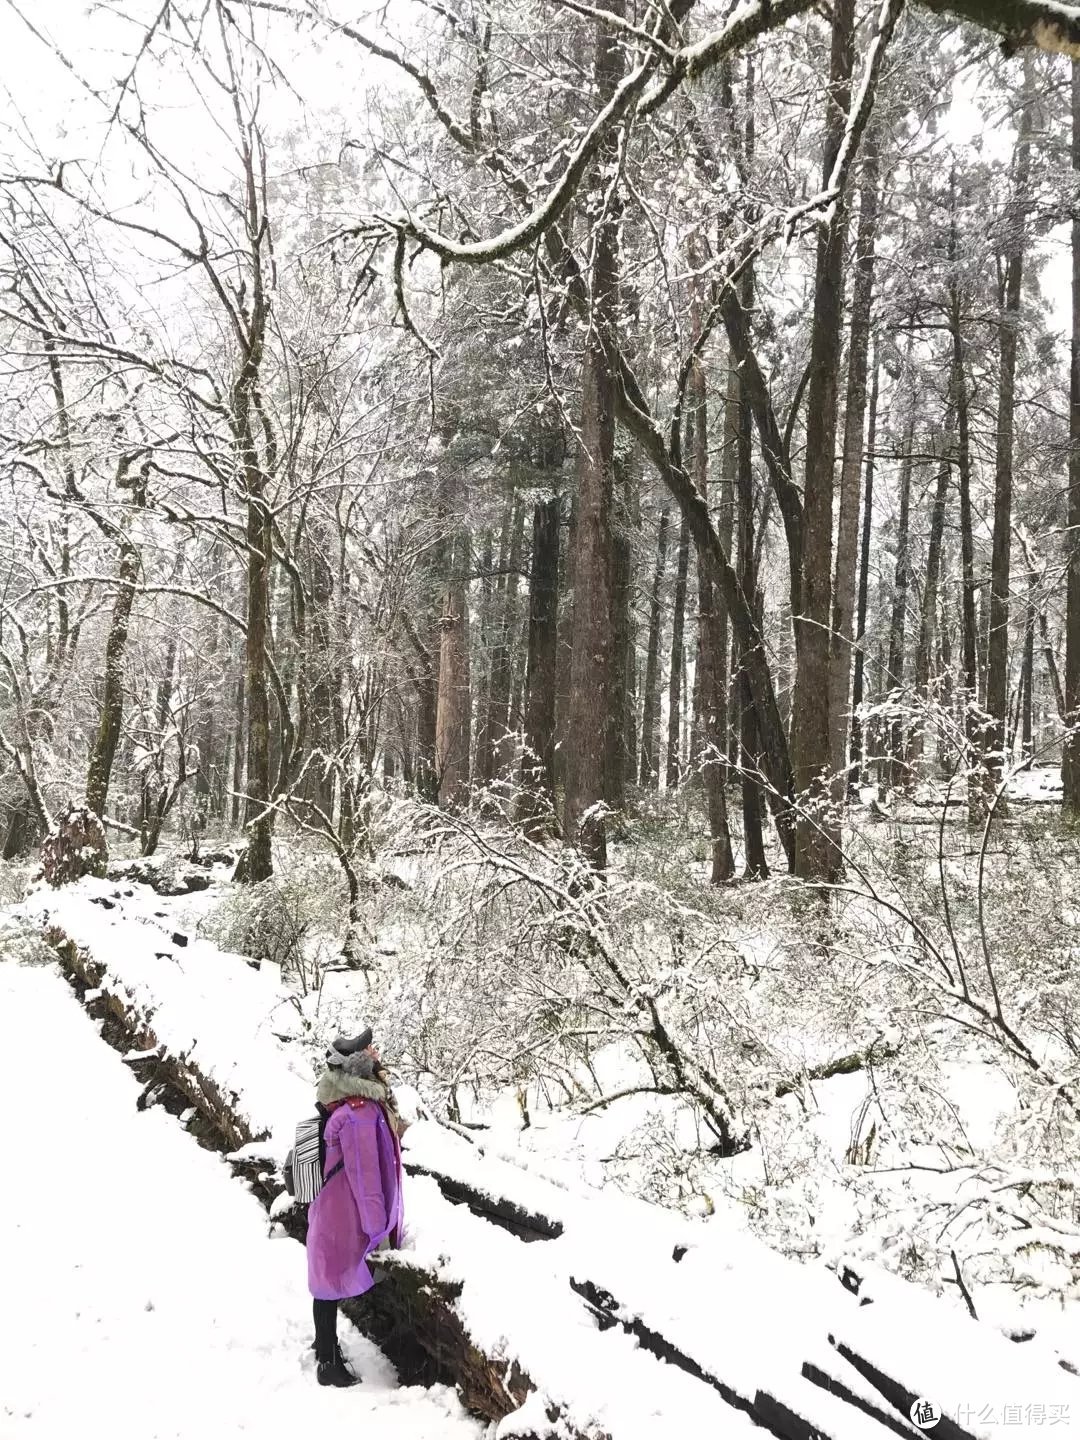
0, 958, 483, 1440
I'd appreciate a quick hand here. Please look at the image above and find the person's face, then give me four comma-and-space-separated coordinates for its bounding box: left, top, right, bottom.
364, 1042, 380, 1061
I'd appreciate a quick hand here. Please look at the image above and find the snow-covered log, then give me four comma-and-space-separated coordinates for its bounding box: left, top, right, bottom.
29, 882, 1078, 1440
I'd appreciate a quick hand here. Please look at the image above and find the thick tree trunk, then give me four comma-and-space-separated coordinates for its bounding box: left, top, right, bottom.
563, 6, 624, 868
639, 507, 669, 788
516, 496, 560, 833
828, 135, 879, 809
666, 516, 691, 789
985, 60, 1034, 799
849, 361, 878, 788
789, 0, 854, 881
1065, 59, 1080, 818
565, 345, 616, 864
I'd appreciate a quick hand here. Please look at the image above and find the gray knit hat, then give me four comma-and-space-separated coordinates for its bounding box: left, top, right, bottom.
325, 1027, 373, 1068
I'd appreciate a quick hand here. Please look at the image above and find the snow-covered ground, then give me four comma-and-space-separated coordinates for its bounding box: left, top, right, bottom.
0, 958, 482, 1440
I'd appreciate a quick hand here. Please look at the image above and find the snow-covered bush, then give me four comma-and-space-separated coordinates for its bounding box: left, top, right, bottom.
202, 857, 346, 993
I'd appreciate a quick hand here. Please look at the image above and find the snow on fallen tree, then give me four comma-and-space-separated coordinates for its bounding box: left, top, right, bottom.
21, 877, 1078, 1440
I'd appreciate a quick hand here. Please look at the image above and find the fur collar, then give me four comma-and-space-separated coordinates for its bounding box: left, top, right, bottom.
317, 1069, 408, 1138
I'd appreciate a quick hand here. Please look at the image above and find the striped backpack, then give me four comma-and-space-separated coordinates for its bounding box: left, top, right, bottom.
283, 1111, 343, 1203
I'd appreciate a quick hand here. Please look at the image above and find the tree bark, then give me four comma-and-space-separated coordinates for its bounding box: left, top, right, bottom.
849, 359, 878, 788
912, 425, 952, 770
985, 57, 1035, 797
949, 215, 983, 823
492, 504, 526, 784
436, 545, 472, 810
736, 342, 769, 879
1064, 59, 1080, 818
516, 496, 560, 833
1020, 577, 1035, 760
886, 430, 914, 790
689, 309, 735, 883
564, 3, 625, 868
241, 486, 274, 881
86, 466, 145, 819
666, 515, 691, 789
789, 0, 855, 881
828, 133, 879, 809
639, 506, 669, 787
473, 527, 497, 787
606, 457, 633, 810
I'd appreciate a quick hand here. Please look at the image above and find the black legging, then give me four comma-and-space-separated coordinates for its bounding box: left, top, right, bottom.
313, 1299, 338, 1364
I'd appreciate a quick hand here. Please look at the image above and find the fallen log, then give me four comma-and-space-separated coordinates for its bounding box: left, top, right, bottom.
774, 1037, 899, 1099
105, 858, 211, 895
404, 1160, 563, 1241
407, 1129, 1076, 1440
42, 890, 1071, 1440
38, 909, 744, 1439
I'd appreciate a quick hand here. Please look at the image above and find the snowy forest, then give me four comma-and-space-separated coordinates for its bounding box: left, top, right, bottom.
5, 0, 1080, 1433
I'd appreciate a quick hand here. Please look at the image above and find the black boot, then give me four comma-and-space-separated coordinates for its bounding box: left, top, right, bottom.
317, 1354, 360, 1387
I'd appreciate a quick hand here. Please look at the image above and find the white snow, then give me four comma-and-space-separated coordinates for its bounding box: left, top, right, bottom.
0, 959, 482, 1440
12, 875, 1079, 1437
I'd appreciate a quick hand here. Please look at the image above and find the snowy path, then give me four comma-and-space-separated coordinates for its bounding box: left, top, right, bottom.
0, 960, 484, 1440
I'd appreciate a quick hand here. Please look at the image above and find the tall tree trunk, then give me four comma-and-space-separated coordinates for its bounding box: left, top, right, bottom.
86, 468, 145, 818
554, 499, 575, 792
1021, 577, 1035, 760
849, 359, 879, 788
195, 602, 221, 817
789, 0, 855, 880
638, 506, 669, 787
305, 530, 337, 818
950, 256, 982, 824
241, 486, 274, 881
887, 428, 915, 790
985, 58, 1035, 799
473, 527, 497, 786
231, 666, 245, 828
436, 541, 472, 810
606, 458, 633, 810
828, 133, 879, 809
1065, 59, 1080, 818
666, 516, 691, 789
690, 306, 735, 883
736, 328, 769, 879
492, 504, 525, 784
141, 635, 179, 856
564, 5, 625, 868
912, 428, 952, 770
517, 496, 560, 833
622, 456, 641, 783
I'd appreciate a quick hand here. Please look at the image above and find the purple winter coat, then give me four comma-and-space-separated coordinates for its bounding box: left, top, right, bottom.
306, 1096, 404, 1302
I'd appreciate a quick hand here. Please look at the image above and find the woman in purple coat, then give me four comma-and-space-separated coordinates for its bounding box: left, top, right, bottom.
307, 1029, 407, 1387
